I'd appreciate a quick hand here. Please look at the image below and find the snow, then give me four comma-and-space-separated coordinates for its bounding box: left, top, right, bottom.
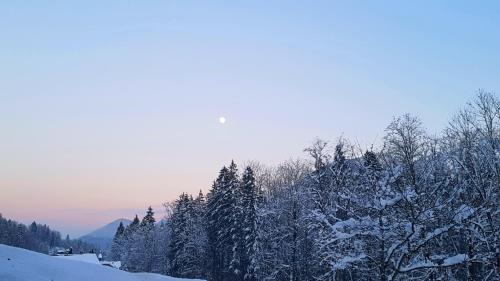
379, 194, 401, 208
333, 254, 367, 269
442, 254, 468, 266
101, 260, 122, 269
55, 253, 100, 265
0, 244, 205, 281
399, 254, 468, 273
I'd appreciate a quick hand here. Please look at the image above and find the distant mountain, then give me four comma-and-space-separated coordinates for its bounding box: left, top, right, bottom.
79, 218, 132, 250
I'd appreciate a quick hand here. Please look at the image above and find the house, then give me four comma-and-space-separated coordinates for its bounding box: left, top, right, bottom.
51, 249, 121, 270
49, 247, 72, 256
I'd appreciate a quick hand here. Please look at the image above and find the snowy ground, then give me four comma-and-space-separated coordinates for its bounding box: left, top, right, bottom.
0, 244, 205, 281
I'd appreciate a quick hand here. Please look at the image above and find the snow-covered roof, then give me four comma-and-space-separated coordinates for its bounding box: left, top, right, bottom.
54, 253, 100, 265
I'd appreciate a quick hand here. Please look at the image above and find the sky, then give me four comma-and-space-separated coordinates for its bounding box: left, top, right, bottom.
1, 1, 499, 237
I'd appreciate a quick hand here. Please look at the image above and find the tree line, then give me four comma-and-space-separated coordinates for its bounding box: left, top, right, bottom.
111, 91, 499, 281
109, 207, 170, 272
0, 214, 95, 254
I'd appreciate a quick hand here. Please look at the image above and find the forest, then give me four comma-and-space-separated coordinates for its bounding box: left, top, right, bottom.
112, 91, 500, 281
1, 92, 497, 281
109, 91, 499, 281
0, 214, 95, 255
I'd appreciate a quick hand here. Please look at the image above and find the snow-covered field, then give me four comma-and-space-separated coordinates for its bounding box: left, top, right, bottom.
0, 244, 204, 281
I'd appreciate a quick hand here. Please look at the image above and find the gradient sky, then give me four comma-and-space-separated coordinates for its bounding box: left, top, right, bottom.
1, 1, 499, 237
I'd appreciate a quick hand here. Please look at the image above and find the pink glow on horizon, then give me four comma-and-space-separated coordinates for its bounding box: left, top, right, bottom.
1, 205, 167, 238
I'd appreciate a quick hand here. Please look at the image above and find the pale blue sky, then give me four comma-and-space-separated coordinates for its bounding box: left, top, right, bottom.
1, 1, 499, 236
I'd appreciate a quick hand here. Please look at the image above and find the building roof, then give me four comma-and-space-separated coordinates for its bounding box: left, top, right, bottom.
54, 253, 100, 265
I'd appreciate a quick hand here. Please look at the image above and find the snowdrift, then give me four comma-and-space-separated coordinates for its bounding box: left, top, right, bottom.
0, 244, 204, 281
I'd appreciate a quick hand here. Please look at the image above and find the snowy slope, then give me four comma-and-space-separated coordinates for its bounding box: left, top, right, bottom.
0, 244, 204, 281
80, 218, 132, 249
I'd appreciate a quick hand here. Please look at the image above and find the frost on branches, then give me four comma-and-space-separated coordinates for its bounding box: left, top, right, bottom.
108, 91, 498, 281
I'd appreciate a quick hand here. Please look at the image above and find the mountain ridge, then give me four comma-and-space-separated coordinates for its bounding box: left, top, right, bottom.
79, 218, 132, 250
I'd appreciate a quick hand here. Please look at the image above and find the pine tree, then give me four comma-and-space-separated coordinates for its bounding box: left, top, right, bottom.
207, 161, 241, 281
122, 208, 158, 272
141, 206, 156, 227
169, 193, 207, 278
241, 166, 257, 281
230, 168, 245, 281
207, 171, 226, 281
151, 220, 170, 274
193, 190, 209, 276
122, 215, 140, 271
141, 206, 156, 272
169, 193, 190, 276
29, 222, 37, 234
110, 221, 125, 261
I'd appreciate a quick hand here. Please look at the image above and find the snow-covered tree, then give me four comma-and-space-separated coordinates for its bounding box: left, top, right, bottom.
206, 162, 240, 281
253, 160, 316, 281
169, 193, 208, 278
141, 206, 157, 272
112, 90, 499, 281
110, 221, 125, 261
241, 167, 258, 281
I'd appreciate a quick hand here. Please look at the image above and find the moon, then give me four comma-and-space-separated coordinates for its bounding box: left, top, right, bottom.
218, 116, 226, 124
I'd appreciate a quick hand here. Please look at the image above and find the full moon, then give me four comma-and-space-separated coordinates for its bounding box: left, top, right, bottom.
218, 116, 226, 124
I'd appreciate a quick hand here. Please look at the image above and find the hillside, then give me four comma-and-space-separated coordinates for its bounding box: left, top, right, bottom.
0, 244, 204, 281
0, 214, 95, 254
79, 218, 132, 250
